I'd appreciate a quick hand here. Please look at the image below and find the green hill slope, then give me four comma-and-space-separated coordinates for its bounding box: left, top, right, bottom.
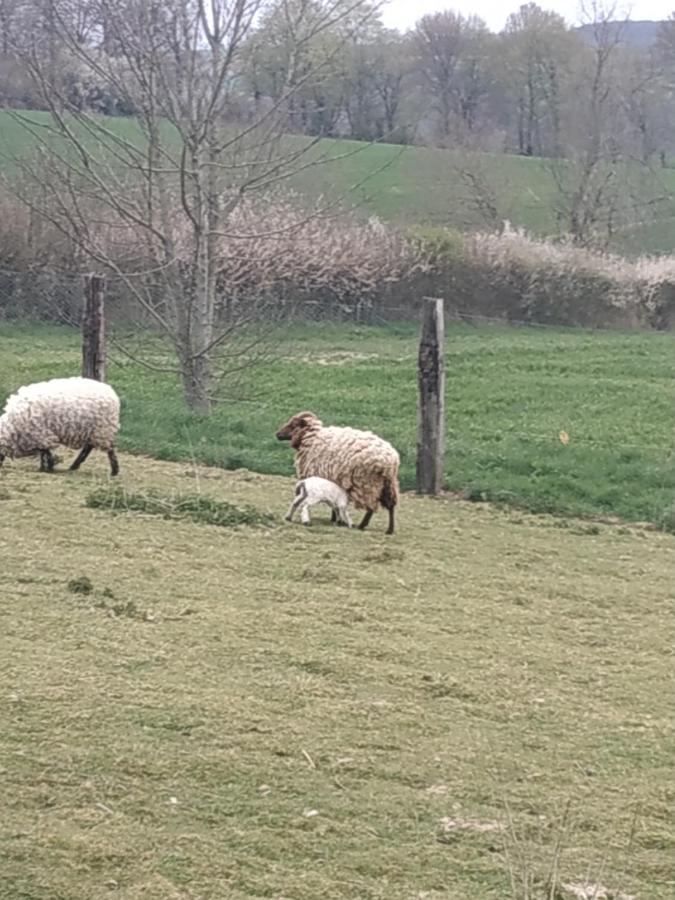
3, 109, 675, 253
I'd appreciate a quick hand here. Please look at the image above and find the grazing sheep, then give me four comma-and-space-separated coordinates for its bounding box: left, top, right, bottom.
285, 476, 353, 528
276, 411, 399, 535
0, 376, 120, 476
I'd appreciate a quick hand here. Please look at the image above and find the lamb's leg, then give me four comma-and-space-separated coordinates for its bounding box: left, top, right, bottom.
386, 506, 395, 536
39, 449, 55, 473
108, 449, 120, 477
69, 443, 94, 471
340, 505, 353, 528
331, 505, 344, 526
300, 502, 312, 526
286, 482, 306, 522
285, 495, 304, 522
358, 509, 374, 531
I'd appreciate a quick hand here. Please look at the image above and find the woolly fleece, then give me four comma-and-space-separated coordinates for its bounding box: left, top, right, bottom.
278, 413, 400, 512
0, 376, 120, 458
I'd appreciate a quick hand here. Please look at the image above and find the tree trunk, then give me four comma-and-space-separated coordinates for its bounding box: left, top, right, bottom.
526, 75, 536, 156
517, 98, 526, 155
440, 95, 452, 137
182, 354, 212, 412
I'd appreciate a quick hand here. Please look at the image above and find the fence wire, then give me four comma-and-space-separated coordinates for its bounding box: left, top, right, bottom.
3, 264, 675, 330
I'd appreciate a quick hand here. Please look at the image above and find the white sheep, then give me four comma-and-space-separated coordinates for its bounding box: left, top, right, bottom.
276, 411, 400, 535
0, 376, 121, 476
285, 476, 353, 527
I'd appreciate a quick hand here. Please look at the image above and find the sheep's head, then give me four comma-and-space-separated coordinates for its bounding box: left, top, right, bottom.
276, 412, 322, 449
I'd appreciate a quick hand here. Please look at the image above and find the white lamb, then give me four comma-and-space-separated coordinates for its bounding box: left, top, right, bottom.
0, 376, 121, 476
285, 476, 353, 528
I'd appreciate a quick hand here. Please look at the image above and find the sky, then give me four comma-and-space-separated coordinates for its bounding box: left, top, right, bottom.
381, 0, 675, 32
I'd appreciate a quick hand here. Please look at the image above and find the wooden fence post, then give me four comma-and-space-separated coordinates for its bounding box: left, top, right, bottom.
82, 274, 106, 381
417, 297, 445, 494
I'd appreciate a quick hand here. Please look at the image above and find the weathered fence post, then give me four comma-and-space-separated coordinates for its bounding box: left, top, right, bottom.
417, 297, 445, 494
82, 274, 106, 381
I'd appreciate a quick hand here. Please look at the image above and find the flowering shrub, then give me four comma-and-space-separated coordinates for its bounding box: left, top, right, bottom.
415, 223, 675, 328
2, 187, 675, 329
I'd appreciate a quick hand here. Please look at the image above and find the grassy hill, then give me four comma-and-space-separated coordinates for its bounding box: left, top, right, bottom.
3, 109, 675, 253
1, 322, 674, 530
1, 453, 674, 899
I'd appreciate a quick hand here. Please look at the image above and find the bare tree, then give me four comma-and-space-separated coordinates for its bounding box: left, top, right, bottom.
502, 3, 576, 157
618, 48, 664, 164
412, 11, 489, 141
546, 4, 672, 246
651, 14, 675, 164
451, 153, 509, 230
370, 31, 410, 138
546, 4, 622, 244
0, 0, 19, 55
242, 0, 352, 136
7, 0, 381, 410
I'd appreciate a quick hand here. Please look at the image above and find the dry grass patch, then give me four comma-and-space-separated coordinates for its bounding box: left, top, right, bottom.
0, 454, 674, 899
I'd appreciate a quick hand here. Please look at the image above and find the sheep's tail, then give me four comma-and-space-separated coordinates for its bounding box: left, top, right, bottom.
380, 475, 399, 510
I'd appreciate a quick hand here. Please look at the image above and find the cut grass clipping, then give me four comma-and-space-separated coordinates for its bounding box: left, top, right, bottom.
86, 485, 274, 528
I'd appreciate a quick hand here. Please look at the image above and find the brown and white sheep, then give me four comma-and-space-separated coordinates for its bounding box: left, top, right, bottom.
276, 411, 400, 535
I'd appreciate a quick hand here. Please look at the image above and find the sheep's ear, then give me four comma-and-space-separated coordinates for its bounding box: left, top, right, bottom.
297, 417, 307, 427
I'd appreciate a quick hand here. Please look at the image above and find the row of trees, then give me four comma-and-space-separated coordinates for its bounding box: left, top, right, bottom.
3, 0, 675, 161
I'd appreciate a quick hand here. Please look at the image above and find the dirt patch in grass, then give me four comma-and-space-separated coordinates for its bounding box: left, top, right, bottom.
282, 351, 382, 365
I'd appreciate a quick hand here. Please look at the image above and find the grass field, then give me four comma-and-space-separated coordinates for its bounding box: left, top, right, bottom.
0, 322, 674, 530
3, 109, 675, 253
1, 453, 674, 899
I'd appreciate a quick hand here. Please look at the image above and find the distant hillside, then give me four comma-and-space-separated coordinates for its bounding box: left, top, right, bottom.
575, 19, 664, 49
2, 109, 675, 255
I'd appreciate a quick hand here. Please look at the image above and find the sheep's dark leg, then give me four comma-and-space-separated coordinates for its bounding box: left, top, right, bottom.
70, 443, 94, 471
358, 509, 374, 531
108, 449, 120, 477
330, 509, 337, 523
0, 452, 5, 468
39, 449, 55, 473
386, 506, 395, 536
